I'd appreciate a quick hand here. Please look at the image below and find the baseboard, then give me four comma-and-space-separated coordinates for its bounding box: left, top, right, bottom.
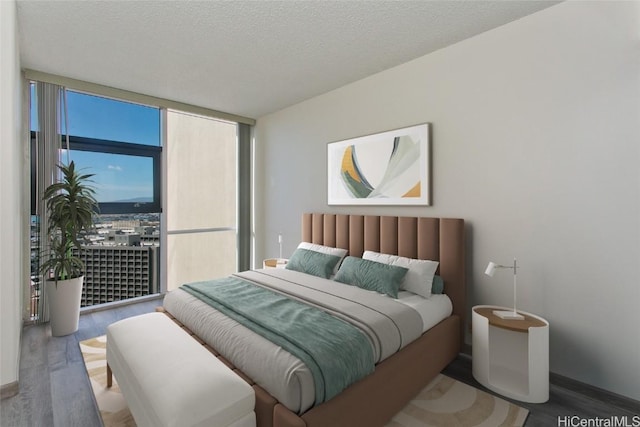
550, 372, 640, 414
0, 381, 19, 400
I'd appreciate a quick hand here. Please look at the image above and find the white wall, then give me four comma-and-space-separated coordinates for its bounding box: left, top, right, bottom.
255, 1, 640, 400
0, 0, 24, 391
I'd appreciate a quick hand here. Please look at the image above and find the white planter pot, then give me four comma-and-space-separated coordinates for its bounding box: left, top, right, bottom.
46, 276, 83, 337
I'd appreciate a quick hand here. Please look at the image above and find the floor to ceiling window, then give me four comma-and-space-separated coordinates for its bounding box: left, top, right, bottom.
29, 81, 250, 320
30, 87, 162, 317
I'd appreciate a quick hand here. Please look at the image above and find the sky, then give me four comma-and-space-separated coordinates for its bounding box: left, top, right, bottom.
32, 87, 160, 202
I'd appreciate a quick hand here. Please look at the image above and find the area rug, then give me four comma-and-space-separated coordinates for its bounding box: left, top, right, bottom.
80, 336, 529, 427
386, 374, 529, 427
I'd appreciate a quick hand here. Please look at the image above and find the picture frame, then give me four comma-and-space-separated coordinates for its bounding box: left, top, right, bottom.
327, 123, 431, 205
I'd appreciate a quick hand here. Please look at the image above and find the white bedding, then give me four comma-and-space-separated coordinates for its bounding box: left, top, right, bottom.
164, 270, 452, 414
336, 287, 453, 333
396, 291, 453, 332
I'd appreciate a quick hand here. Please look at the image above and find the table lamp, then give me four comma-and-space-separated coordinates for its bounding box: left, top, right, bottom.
485, 258, 524, 320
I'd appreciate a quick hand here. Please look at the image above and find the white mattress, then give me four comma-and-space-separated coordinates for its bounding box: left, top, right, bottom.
395, 292, 453, 333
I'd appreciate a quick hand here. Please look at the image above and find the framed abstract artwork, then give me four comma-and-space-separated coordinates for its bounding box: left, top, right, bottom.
327, 123, 431, 205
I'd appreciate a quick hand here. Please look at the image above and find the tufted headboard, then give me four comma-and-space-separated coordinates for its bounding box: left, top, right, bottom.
301, 213, 466, 346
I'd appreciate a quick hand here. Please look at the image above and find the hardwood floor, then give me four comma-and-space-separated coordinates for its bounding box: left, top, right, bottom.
1, 298, 161, 427
442, 357, 640, 427
1, 298, 638, 427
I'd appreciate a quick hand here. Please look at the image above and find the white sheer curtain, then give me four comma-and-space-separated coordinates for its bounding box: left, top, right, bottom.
165, 110, 238, 291
33, 81, 66, 323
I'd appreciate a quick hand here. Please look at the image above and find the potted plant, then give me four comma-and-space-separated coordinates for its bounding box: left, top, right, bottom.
40, 161, 97, 336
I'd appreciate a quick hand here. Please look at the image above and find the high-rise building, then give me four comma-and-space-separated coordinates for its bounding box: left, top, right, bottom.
77, 246, 159, 306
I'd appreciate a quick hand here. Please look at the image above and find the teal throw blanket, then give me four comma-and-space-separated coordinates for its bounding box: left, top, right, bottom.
181, 277, 374, 405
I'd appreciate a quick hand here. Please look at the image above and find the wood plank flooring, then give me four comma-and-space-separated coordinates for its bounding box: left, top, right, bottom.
2, 298, 638, 427
442, 357, 639, 427
1, 298, 161, 427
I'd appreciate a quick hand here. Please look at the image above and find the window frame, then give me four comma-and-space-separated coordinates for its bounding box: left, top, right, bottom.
30, 132, 37, 214
61, 135, 162, 214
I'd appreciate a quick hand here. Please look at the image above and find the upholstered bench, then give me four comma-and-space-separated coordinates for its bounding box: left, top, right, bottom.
106, 312, 256, 427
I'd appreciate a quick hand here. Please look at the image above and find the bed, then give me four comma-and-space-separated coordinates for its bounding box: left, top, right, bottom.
161, 213, 465, 427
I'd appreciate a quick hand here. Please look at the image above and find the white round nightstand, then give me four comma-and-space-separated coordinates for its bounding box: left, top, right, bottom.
262, 258, 288, 269
472, 305, 549, 403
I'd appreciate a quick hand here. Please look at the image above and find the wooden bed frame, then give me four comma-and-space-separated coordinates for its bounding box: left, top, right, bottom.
161, 213, 465, 427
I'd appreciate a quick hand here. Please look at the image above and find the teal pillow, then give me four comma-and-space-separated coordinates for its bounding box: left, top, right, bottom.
432, 275, 444, 294
334, 256, 408, 298
285, 248, 341, 279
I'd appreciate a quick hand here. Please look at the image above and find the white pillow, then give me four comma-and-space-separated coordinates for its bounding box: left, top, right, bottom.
362, 250, 439, 298
297, 242, 348, 275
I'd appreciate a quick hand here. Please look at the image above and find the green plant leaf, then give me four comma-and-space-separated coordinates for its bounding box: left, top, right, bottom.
39, 161, 99, 281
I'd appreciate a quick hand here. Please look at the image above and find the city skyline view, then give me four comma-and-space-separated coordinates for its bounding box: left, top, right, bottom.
29, 211, 161, 316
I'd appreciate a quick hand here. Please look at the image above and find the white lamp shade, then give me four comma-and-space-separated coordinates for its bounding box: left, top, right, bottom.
485, 262, 498, 277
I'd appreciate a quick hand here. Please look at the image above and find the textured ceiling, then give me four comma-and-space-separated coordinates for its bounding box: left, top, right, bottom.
17, 1, 558, 119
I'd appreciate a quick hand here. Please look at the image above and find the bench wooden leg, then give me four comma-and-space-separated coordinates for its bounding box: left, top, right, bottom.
107, 363, 112, 388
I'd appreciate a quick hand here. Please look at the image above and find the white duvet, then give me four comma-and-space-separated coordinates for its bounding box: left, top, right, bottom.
163, 269, 452, 414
